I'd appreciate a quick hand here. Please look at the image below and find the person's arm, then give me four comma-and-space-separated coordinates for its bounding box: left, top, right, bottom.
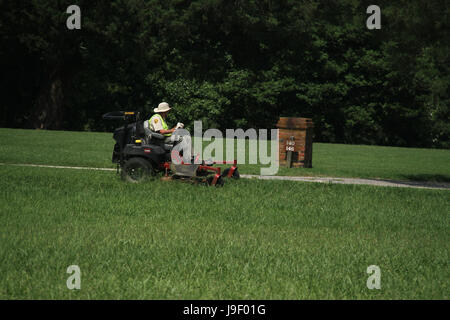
159, 128, 176, 135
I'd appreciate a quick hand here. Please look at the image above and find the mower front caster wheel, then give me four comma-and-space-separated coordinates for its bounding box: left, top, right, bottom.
222, 168, 240, 179
206, 175, 224, 187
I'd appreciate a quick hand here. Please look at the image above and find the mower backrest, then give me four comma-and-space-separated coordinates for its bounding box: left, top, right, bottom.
135, 120, 146, 139
143, 120, 165, 140
113, 123, 136, 146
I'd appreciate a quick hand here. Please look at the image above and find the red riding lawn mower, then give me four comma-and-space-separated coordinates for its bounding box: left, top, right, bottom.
103, 111, 239, 186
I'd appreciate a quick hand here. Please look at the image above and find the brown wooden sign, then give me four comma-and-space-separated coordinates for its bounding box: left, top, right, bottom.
276, 117, 313, 168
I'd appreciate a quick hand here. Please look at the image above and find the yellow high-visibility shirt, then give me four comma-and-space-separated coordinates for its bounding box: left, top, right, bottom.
149, 114, 171, 136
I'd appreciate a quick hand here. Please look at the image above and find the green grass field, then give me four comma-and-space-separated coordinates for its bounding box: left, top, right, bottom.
1, 128, 450, 181
0, 128, 449, 299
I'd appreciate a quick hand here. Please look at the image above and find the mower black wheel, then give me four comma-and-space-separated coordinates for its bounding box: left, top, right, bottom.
221, 167, 240, 179
206, 175, 224, 187
121, 157, 155, 183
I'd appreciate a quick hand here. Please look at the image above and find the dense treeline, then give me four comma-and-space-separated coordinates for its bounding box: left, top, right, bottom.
1, 0, 449, 148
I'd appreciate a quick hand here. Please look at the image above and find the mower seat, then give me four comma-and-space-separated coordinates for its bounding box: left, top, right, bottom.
148, 131, 165, 141
147, 133, 173, 151
142, 120, 174, 151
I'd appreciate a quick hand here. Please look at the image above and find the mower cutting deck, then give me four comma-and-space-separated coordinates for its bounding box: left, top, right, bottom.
103, 111, 239, 186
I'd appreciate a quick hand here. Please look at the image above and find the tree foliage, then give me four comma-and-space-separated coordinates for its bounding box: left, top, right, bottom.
1, 0, 448, 147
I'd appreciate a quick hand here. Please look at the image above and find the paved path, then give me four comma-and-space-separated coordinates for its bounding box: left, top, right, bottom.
0, 163, 116, 171
1, 162, 449, 190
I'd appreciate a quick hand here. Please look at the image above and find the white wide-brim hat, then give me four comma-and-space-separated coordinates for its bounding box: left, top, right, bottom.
154, 102, 171, 113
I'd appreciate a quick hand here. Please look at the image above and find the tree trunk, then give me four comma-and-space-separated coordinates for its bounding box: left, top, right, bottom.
32, 70, 65, 130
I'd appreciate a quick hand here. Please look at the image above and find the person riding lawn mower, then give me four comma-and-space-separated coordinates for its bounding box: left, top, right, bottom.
144, 102, 192, 164
102, 104, 239, 186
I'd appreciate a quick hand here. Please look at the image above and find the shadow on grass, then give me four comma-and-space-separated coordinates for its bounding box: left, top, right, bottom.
377, 175, 450, 190
399, 174, 450, 183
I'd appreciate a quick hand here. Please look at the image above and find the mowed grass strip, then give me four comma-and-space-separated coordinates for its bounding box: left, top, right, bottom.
0, 165, 448, 299
1, 128, 450, 182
